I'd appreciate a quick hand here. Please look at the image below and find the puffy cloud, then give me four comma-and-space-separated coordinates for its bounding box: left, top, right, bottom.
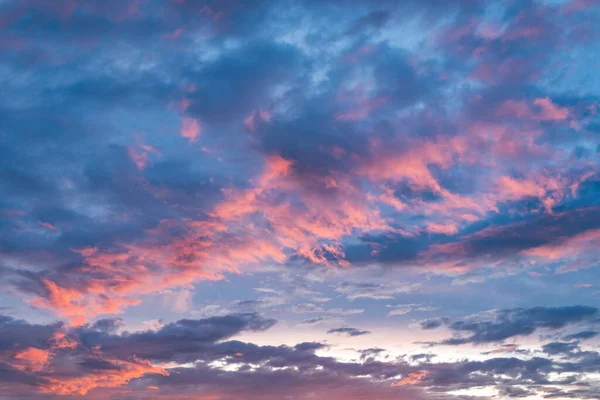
0, 313, 275, 397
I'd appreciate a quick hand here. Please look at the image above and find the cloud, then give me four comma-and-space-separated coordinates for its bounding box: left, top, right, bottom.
387, 304, 439, 317
327, 327, 371, 337
482, 344, 520, 355
419, 318, 449, 330
3, 310, 600, 400
1, 0, 600, 398
563, 330, 599, 341
163, 289, 194, 313
1, 0, 599, 328
0, 313, 278, 396
300, 316, 342, 326
428, 306, 598, 345
326, 308, 364, 315
180, 118, 200, 142
542, 341, 580, 355
393, 371, 430, 386
336, 281, 421, 301
0, 315, 166, 396
292, 303, 325, 314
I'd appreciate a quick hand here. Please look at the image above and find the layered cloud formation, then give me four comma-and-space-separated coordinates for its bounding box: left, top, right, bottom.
1, 0, 600, 399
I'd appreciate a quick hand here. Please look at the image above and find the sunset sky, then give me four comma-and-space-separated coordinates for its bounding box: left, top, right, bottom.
1, 0, 600, 399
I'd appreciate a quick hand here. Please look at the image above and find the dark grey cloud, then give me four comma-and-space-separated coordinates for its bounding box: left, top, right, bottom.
327, 327, 371, 336
185, 39, 304, 123
80, 313, 276, 362
420, 318, 449, 330
90, 317, 124, 333
542, 341, 580, 355
563, 330, 599, 341
0, 315, 62, 352
429, 306, 598, 345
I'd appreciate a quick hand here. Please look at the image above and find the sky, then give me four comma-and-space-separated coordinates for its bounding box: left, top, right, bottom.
1, 0, 600, 399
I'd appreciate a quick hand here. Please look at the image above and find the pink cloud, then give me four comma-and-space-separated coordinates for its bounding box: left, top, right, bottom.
426, 222, 459, 235
177, 98, 191, 112
497, 98, 569, 122
342, 44, 376, 63
494, 175, 568, 213
181, 118, 201, 142
30, 278, 141, 326
244, 109, 272, 132
213, 155, 388, 267
573, 283, 593, 288
438, 18, 480, 43
563, 0, 599, 13
523, 229, 600, 267
374, 187, 407, 212
164, 27, 184, 40
25, 122, 595, 323
334, 84, 389, 121
4, 209, 26, 217
503, 26, 545, 41
39, 221, 58, 231
201, 4, 225, 21
533, 97, 570, 121
128, 135, 160, 170
471, 58, 539, 84
128, 147, 148, 170
485, 344, 519, 354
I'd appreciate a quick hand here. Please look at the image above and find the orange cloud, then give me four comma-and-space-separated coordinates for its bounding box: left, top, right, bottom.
213, 155, 388, 267
392, 371, 429, 386
41, 357, 168, 396
30, 278, 141, 326
0, 322, 167, 397
51, 331, 79, 349
11, 347, 50, 372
